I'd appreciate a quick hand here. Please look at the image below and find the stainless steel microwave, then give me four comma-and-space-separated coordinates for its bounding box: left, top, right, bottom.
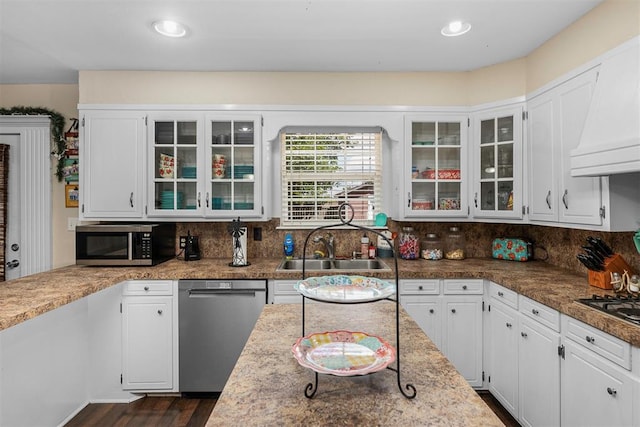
75, 223, 176, 266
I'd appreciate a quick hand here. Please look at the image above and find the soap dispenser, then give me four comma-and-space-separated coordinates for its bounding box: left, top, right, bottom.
284, 233, 295, 259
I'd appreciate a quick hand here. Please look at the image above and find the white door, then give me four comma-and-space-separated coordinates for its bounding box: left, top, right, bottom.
0, 117, 52, 279
0, 134, 21, 280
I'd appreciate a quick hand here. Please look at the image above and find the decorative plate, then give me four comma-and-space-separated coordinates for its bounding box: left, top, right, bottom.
294, 275, 395, 303
292, 330, 396, 376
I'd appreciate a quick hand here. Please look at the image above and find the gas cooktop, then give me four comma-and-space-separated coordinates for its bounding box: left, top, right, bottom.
577, 294, 640, 326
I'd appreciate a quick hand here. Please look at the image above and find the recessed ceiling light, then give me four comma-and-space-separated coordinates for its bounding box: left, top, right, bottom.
153, 20, 187, 38
441, 20, 471, 37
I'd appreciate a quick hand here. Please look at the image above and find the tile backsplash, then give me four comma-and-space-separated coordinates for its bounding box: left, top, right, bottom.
176, 220, 639, 275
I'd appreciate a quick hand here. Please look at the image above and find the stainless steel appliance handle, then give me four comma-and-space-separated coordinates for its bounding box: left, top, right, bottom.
127, 232, 133, 260
187, 289, 261, 297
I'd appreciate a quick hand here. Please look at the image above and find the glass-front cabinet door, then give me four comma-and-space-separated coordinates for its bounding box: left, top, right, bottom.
205, 114, 262, 218
403, 115, 468, 218
472, 106, 523, 219
148, 114, 203, 217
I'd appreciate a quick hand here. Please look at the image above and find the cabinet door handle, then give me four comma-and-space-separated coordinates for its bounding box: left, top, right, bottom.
451, 308, 456, 314
206, 192, 209, 208
474, 192, 478, 208
429, 309, 434, 314
532, 309, 539, 315
562, 189, 569, 209
497, 291, 504, 297
129, 192, 134, 208
506, 323, 512, 328
586, 336, 596, 344
521, 332, 528, 338
607, 387, 617, 396
407, 192, 411, 208
545, 190, 551, 209
197, 192, 201, 207
157, 309, 163, 315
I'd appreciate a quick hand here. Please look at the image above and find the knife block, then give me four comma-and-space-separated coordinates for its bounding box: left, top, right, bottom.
587, 253, 635, 289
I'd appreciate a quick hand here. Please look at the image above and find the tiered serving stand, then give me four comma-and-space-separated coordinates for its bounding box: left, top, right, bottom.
291, 203, 416, 399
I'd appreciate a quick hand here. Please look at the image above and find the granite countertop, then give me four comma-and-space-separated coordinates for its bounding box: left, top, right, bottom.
205, 302, 504, 426
1, 257, 639, 347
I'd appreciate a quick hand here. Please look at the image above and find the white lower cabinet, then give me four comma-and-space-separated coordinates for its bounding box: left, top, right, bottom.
518, 312, 560, 427
487, 299, 519, 417
270, 279, 304, 304
400, 279, 483, 387
402, 295, 441, 348
121, 281, 177, 391
561, 315, 635, 427
442, 295, 484, 387
487, 284, 561, 427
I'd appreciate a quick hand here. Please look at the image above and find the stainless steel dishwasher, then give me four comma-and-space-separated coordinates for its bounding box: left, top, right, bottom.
178, 279, 267, 393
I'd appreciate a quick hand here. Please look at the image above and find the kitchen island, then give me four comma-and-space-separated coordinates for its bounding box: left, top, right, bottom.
206, 302, 504, 426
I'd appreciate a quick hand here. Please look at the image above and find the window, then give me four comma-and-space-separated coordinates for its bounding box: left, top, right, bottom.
280, 127, 382, 227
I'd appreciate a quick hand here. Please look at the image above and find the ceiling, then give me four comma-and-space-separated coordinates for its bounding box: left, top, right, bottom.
0, 0, 603, 84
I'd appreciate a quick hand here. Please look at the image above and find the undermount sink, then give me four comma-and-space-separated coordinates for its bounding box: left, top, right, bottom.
276, 258, 391, 272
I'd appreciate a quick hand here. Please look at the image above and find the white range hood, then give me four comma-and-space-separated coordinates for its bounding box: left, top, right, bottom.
571, 36, 640, 177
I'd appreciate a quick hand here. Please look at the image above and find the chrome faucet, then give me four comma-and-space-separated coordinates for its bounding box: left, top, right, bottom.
313, 233, 335, 260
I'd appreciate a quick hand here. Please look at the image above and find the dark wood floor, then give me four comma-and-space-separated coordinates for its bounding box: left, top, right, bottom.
478, 391, 521, 427
64, 395, 217, 427
66, 392, 519, 426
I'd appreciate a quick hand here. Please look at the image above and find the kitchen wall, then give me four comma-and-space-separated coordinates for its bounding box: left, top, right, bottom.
526, 0, 640, 94
0, 0, 637, 270
176, 220, 640, 276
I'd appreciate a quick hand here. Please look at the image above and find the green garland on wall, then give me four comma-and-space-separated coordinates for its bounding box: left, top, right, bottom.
0, 106, 67, 182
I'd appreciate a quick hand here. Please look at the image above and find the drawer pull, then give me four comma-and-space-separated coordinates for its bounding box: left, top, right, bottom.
462, 285, 468, 290
521, 332, 528, 338
429, 309, 434, 314
157, 309, 163, 315
497, 291, 504, 297
506, 323, 512, 328
451, 309, 456, 314
586, 336, 596, 344
144, 286, 150, 291
532, 309, 539, 315
418, 285, 423, 291
607, 387, 617, 396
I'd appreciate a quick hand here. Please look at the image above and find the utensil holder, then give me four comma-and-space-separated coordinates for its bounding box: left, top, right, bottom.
587, 253, 635, 289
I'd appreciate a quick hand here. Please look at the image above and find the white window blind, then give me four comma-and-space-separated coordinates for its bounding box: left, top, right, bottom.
281, 129, 382, 227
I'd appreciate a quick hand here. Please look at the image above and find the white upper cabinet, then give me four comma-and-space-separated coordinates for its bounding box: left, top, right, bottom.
401, 115, 468, 219
147, 112, 205, 218
145, 112, 264, 220
80, 110, 145, 219
471, 106, 524, 220
204, 114, 263, 219
527, 68, 604, 227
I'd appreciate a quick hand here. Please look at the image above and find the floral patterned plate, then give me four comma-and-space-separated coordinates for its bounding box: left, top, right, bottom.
294, 275, 395, 303
292, 330, 396, 376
